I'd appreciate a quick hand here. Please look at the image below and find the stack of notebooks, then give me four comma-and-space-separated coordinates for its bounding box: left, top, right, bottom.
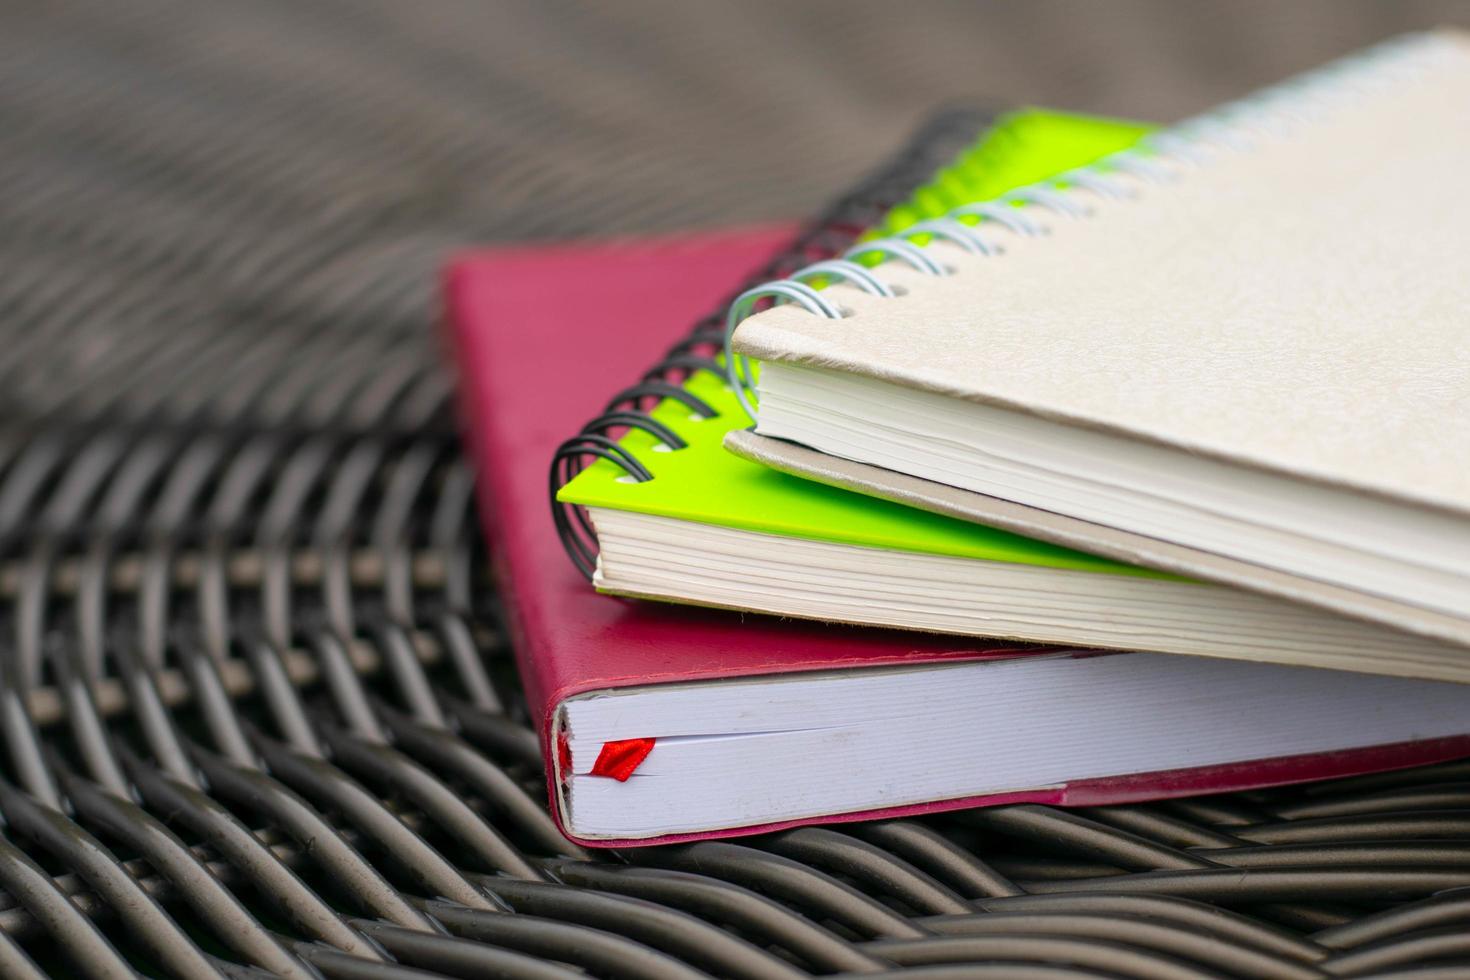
448, 31, 1470, 846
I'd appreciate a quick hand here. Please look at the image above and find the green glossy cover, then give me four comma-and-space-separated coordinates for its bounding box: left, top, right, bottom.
559, 109, 1167, 580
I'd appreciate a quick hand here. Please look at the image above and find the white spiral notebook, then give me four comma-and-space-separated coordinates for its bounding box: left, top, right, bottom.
724, 31, 1470, 670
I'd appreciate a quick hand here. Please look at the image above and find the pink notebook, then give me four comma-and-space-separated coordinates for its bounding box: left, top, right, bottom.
445, 227, 1470, 846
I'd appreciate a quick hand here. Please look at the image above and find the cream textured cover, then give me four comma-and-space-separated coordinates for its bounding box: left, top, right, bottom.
733, 31, 1470, 516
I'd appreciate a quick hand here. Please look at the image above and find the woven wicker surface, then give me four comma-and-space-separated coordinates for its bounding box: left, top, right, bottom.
2, 1, 1470, 976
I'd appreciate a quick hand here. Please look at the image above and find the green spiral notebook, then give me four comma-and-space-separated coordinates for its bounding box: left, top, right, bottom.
554, 108, 1432, 666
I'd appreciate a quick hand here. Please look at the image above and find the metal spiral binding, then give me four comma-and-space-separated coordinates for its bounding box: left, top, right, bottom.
549, 109, 998, 579
723, 31, 1457, 420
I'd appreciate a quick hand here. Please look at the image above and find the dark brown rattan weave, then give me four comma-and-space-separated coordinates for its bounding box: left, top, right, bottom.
2, 2, 1470, 977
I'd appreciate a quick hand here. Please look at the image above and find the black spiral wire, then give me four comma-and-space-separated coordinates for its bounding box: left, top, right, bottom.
0, 1, 1469, 976
548, 108, 989, 579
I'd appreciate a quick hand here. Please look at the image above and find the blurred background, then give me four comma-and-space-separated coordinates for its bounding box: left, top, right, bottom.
2, 0, 1466, 422
0, 5, 1467, 974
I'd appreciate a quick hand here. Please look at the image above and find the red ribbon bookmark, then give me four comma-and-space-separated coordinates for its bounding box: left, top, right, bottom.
590, 737, 657, 781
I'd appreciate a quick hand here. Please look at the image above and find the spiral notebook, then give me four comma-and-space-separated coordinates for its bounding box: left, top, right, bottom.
724, 31, 1470, 681
552, 108, 1151, 578
450, 109, 1470, 843
556, 95, 1470, 674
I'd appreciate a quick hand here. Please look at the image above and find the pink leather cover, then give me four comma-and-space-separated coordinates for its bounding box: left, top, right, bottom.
444, 228, 1470, 847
